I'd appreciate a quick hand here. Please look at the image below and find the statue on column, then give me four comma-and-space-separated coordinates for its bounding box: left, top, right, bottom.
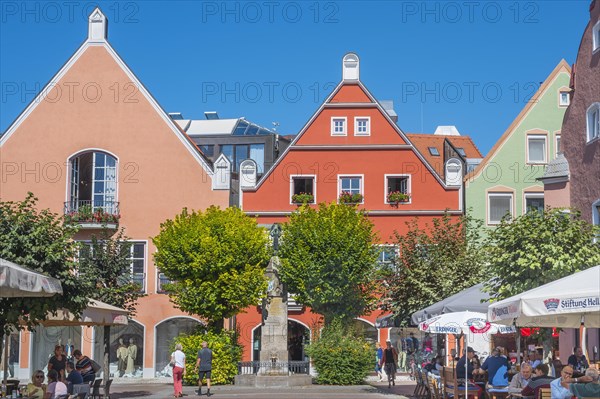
125, 338, 137, 376
116, 338, 128, 377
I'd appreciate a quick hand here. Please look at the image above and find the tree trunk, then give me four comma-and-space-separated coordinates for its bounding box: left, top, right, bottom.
542, 328, 553, 366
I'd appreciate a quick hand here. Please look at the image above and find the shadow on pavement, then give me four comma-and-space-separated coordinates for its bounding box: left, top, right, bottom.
111, 391, 153, 398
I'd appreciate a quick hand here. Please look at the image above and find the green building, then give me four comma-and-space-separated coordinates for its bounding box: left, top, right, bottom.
465, 60, 571, 227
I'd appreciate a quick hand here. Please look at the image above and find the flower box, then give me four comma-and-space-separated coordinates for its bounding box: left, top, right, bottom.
338, 192, 364, 204
387, 191, 410, 204
291, 193, 314, 204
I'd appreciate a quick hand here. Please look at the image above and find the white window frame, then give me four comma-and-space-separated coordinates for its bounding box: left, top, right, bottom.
375, 244, 399, 270
526, 134, 547, 164
559, 91, 570, 107
289, 174, 317, 205
331, 117, 347, 136
337, 174, 364, 204
593, 20, 600, 53
523, 193, 544, 215
354, 117, 371, 136
384, 174, 412, 204
129, 241, 147, 294
555, 134, 561, 157
487, 193, 513, 225
586, 103, 600, 143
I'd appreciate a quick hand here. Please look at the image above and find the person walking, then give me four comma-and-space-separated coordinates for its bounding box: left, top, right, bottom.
171, 343, 186, 398
195, 341, 213, 397
380, 340, 398, 388
375, 342, 384, 381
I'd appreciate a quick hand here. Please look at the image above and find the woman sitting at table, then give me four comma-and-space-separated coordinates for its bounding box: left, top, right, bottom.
44, 369, 68, 399
26, 370, 46, 399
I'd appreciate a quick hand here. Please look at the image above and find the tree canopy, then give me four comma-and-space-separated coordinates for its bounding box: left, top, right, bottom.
278, 203, 379, 325
152, 206, 271, 330
0, 194, 91, 335
484, 208, 600, 301
381, 213, 486, 325
77, 228, 145, 316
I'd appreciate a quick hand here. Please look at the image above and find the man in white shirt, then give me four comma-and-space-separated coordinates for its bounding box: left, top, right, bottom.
551, 366, 574, 399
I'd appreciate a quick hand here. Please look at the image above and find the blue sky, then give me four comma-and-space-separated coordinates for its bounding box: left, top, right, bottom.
0, 1, 591, 154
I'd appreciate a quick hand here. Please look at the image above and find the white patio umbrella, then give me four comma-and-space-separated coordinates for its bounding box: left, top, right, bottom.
0, 258, 63, 297
1, 258, 63, 389
488, 265, 600, 363
419, 311, 515, 399
487, 266, 600, 328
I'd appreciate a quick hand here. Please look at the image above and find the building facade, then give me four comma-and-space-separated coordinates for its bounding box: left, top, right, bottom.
237, 54, 481, 361
541, 0, 600, 362
465, 61, 571, 226
0, 9, 229, 379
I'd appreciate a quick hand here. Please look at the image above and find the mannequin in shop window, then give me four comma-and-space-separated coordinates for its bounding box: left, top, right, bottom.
117, 338, 128, 377
125, 338, 137, 376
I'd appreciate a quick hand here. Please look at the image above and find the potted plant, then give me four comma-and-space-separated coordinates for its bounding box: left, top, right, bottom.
338, 191, 363, 204
387, 191, 410, 204
291, 192, 314, 204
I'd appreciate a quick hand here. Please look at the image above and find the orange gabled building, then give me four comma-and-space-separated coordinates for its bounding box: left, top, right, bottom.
237, 54, 479, 361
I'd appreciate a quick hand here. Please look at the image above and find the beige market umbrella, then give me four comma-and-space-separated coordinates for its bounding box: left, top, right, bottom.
41, 299, 129, 327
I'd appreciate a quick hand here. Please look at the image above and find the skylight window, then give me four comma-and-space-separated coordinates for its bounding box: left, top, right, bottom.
428, 147, 440, 156
456, 148, 466, 157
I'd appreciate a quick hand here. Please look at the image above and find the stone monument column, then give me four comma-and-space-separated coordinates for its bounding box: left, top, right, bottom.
259, 224, 288, 374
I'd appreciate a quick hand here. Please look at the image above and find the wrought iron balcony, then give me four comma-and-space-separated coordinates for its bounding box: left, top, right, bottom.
64, 200, 120, 229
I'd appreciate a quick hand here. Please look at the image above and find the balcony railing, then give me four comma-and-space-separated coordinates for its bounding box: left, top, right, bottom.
64, 200, 120, 227
237, 361, 310, 375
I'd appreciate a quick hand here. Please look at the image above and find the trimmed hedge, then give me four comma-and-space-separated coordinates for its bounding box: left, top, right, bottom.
305, 321, 373, 385
175, 329, 242, 385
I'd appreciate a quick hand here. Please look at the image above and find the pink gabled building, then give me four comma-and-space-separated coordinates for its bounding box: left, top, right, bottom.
0, 9, 230, 379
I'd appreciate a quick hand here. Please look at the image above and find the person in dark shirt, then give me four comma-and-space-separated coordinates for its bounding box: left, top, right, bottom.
457, 346, 475, 380
481, 347, 509, 387
195, 341, 213, 397
567, 347, 589, 373
522, 363, 553, 398
65, 361, 83, 394
48, 345, 66, 381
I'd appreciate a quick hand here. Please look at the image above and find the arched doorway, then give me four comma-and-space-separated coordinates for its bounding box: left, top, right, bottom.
252, 320, 310, 361
155, 317, 204, 376
93, 320, 144, 378
352, 319, 378, 343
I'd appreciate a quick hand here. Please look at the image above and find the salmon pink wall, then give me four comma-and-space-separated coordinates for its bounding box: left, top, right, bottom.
329, 84, 373, 103
1, 45, 228, 371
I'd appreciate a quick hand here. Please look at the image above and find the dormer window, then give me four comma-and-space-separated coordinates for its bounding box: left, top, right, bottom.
456, 148, 466, 157
331, 117, 347, 136
559, 91, 570, 107
428, 147, 440, 156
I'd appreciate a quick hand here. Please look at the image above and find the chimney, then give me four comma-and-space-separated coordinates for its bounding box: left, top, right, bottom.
380, 100, 398, 123
342, 53, 360, 81
88, 8, 107, 42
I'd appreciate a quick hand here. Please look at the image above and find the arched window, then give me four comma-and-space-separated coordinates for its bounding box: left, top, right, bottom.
66, 151, 118, 222
155, 318, 204, 375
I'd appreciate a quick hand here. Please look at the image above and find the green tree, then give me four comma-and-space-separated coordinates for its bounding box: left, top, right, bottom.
152, 206, 270, 331
0, 193, 92, 335
278, 203, 379, 325
381, 213, 486, 325
484, 208, 600, 300
484, 208, 600, 361
77, 228, 145, 316
305, 320, 373, 385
